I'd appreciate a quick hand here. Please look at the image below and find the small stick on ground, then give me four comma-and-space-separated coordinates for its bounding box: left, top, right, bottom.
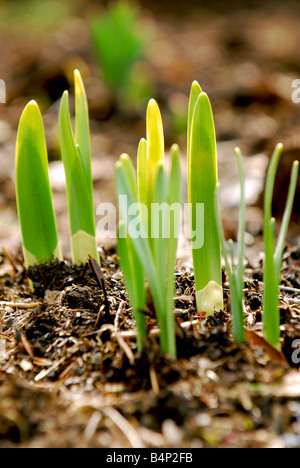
149, 365, 160, 394
0, 301, 42, 309
97, 301, 135, 365
88, 257, 111, 325
103, 407, 145, 448
2, 247, 18, 273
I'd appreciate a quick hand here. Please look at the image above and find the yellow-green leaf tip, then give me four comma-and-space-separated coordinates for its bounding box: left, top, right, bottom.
74, 69, 84, 92
147, 98, 160, 116
276, 142, 284, 151
171, 143, 180, 152
192, 80, 202, 92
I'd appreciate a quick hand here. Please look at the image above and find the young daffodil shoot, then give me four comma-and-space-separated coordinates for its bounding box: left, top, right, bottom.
15, 100, 62, 268
116, 100, 183, 356
58, 70, 99, 265
188, 82, 223, 316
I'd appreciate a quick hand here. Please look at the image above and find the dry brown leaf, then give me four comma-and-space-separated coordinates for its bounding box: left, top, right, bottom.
245, 330, 287, 364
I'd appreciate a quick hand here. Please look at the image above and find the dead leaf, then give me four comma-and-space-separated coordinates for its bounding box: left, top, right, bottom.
245, 330, 287, 364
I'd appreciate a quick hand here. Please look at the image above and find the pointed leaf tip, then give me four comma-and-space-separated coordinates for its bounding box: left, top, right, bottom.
147, 98, 160, 116
191, 80, 202, 92
74, 69, 84, 90
20, 100, 41, 121
120, 153, 131, 162
26, 99, 38, 108
276, 142, 284, 151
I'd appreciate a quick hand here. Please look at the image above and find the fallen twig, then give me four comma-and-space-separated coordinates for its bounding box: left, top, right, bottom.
85, 318, 202, 341
97, 301, 135, 365
0, 301, 42, 309
103, 407, 145, 448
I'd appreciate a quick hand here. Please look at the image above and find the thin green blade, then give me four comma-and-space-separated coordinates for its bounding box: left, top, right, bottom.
137, 138, 147, 206
263, 217, 280, 348
115, 160, 164, 321
15, 100, 61, 267
59, 91, 98, 264
165, 144, 183, 357
274, 160, 299, 280
118, 221, 146, 351
115, 160, 155, 283
137, 138, 148, 231
262, 144, 284, 348
119, 153, 138, 200
74, 69, 93, 199
263, 143, 283, 234
151, 162, 168, 348
235, 148, 246, 301
166, 144, 183, 291
214, 183, 245, 343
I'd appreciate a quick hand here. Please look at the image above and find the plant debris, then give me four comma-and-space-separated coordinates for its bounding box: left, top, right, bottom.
0, 246, 299, 448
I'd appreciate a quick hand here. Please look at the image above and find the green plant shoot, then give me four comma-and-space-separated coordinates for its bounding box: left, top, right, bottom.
263, 143, 299, 349
116, 100, 182, 356
188, 82, 223, 316
58, 70, 99, 265
118, 221, 147, 352
215, 148, 246, 343
15, 100, 62, 268
146, 99, 165, 241
89, 1, 144, 92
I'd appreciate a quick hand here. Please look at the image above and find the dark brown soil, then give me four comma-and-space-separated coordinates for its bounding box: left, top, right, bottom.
0, 246, 299, 448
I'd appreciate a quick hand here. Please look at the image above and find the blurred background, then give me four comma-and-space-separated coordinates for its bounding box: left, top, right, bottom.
0, 0, 299, 262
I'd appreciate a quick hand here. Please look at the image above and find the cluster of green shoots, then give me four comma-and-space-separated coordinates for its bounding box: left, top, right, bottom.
15, 71, 299, 356
215, 143, 299, 349
116, 101, 182, 356
116, 82, 299, 354
15, 69, 99, 268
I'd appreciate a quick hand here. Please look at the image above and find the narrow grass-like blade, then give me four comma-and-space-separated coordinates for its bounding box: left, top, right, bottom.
119, 153, 138, 200
262, 144, 283, 348
115, 160, 165, 334
137, 138, 148, 231
115, 160, 158, 294
152, 162, 167, 283
235, 148, 246, 301
151, 162, 168, 350
263, 143, 283, 232
59, 91, 98, 264
137, 138, 147, 206
274, 160, 299, 280
165, 144, 183, 357
263, 217, 280, 348
214, 183, 245, 343
118, 221, 146, 351
74, 69, 93, 199
166, 145, 182, 298
15, 100, 61, 267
